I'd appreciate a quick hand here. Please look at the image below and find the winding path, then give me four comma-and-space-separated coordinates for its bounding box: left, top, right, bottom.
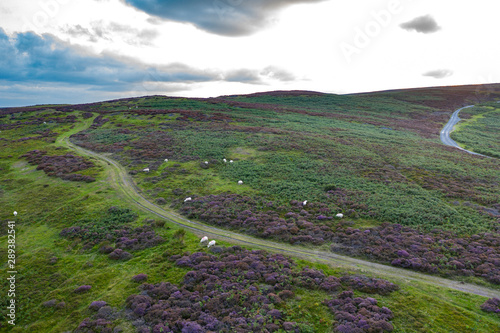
440, 105, 487, 157
58, 116, 500, 299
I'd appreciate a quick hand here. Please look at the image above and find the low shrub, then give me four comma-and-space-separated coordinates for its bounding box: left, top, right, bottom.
480, 298, 500, 314
132, 274, 148, 283
89, 301, 108, 311
323, 291, 394, 332
21, 150, 96, 182
122, 246, 396, 332
74, 285, 92, 293
108, 249, 132, 261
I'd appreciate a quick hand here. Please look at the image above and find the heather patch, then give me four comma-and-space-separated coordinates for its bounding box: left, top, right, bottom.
21, 149, 96, 182
119, 246, 398, 332
60, 207, 165, 256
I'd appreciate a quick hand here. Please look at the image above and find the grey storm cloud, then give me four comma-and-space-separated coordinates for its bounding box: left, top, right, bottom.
400, 15, 441, 34
422, 69, 453, 79
122, 0, 327, 36
0, 29, 293, 98
0, 29, 221, 89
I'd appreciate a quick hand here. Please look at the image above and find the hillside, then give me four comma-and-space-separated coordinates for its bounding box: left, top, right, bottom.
1, 84, 500, 332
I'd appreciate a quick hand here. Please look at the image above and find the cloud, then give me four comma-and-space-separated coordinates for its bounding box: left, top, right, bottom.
63, 25, 100, 42
122, 0, 326, 36
422, 69, 453, 79
222, 66, 297, 84
61, 21, 159, 45
261, 66, 296, 81
224, 69, 262, 83
106, 22, 159, 45
0, 29, 297, 106
146, 17, 163, 25
0, 29, 218, 89
400, 15, 441, 34
0, 6, 12, 15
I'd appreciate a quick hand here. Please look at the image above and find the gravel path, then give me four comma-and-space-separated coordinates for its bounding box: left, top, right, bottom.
440, 105, 488, 157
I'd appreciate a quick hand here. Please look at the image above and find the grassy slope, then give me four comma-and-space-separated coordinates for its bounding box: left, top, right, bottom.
64, 131, 500, 299
451, 104, 500, 158
75, 92, 499, 234
0, 87, 499, 332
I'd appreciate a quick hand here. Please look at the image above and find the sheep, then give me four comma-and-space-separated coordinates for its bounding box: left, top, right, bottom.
302, 200, 307, 206
143, 168, 150, 172
164, 159, 168, 162
336, 213, 343, 218
208, 240, 216, 248
229, 160, 234, 163
13, 211, 17, 216
238, 180, 243, 185
43, 122, 47, 124
223, 158, 227, 163
204, 161, 209, 165
200, 236, 208, 244
184, 197, 192, 202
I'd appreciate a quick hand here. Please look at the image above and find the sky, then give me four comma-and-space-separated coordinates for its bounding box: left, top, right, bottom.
0, 0, 499, 107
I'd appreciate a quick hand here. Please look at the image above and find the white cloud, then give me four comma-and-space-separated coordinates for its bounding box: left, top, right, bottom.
423, 69, 453, 79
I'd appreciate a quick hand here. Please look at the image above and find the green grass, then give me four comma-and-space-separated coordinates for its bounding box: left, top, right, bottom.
0, 94, 499, 332
75, 95, 498, 234
451, 106, 500, 158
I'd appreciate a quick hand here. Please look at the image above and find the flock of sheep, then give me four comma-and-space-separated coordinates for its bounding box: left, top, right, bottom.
11, 156, 344, 252
141, 157, 344, 247
199, 236, 216, 248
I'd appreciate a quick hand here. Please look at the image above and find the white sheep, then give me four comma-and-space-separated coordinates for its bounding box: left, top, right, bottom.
13, 211, 17, 216
336, 213, 343, 218
143, 168, 150, 172
164, 159, 168, 162
184, 197, 192, 202
200, 236, 208, 244
238, 180, 243, 185
223, 158, 227, 163
229, 160, 234, 163
204, 161, 209, 164
302, 200, 307, 206
43, 122, 47, 124
208, 240, 216, 248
